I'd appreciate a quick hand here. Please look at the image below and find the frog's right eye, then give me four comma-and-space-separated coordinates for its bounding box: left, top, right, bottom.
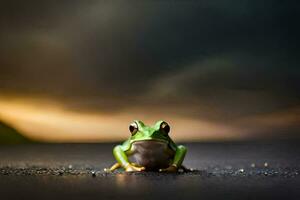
129, 122, 138, 136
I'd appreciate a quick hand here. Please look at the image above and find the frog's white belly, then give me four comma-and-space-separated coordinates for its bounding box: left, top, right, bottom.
129, 140, 175, 170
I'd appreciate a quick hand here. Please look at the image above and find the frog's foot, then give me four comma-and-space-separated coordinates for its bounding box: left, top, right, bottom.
104, 163, 121, 172
125, 163, 145, 172
159, 164, 178, 173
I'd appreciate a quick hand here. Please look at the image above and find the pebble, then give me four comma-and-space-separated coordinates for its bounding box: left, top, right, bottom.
190, 168, 195, 172
225, 165, 232, 170
264, 162, 268, 167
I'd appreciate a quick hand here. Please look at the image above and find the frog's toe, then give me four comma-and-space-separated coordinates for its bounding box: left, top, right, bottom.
159, 164, 178, 173
104, 163, 121, 172
125, 164, 145, 172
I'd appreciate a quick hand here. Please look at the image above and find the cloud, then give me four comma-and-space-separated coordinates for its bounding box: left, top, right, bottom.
0, 0, 299, 140
142, 54, 299, 121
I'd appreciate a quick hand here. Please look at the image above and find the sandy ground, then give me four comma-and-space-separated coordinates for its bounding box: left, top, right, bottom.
0, 141, 299, 200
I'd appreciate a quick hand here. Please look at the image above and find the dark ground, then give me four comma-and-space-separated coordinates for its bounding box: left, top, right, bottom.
0, 141, 299, 200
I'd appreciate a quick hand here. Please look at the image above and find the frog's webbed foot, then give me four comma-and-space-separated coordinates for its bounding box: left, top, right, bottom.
105, 162, 145, 172
159, 164, 178, 173
125, 163, 145, 172
104, 163, 121, 172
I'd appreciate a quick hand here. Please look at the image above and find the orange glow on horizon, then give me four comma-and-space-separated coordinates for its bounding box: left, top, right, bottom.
0, 97, 239, 142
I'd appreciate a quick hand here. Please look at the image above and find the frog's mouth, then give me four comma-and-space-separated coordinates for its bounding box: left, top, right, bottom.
131, 137, 169, 145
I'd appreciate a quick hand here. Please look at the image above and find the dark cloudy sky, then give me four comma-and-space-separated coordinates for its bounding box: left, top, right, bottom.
0, 0, 299, 141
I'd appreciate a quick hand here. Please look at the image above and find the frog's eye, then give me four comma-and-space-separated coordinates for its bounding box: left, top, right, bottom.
129, 122, 138, 136
160, 121, 170, 135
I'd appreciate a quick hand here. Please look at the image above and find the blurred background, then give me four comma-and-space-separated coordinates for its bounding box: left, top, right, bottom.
0, 0, 299, 144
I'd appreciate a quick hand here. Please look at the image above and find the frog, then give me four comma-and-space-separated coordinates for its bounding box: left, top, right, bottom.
105, 120, 188, 172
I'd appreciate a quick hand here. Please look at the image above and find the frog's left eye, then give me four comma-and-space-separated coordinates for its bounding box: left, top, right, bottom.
160, 122, 170, 135
129, 122, 138, 136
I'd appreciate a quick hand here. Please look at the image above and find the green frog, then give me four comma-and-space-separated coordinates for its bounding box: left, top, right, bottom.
105, 120, 188, 172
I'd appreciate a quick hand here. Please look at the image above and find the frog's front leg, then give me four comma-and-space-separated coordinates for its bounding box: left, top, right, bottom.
113, 145, 145, 172
159, 145, 187, 172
